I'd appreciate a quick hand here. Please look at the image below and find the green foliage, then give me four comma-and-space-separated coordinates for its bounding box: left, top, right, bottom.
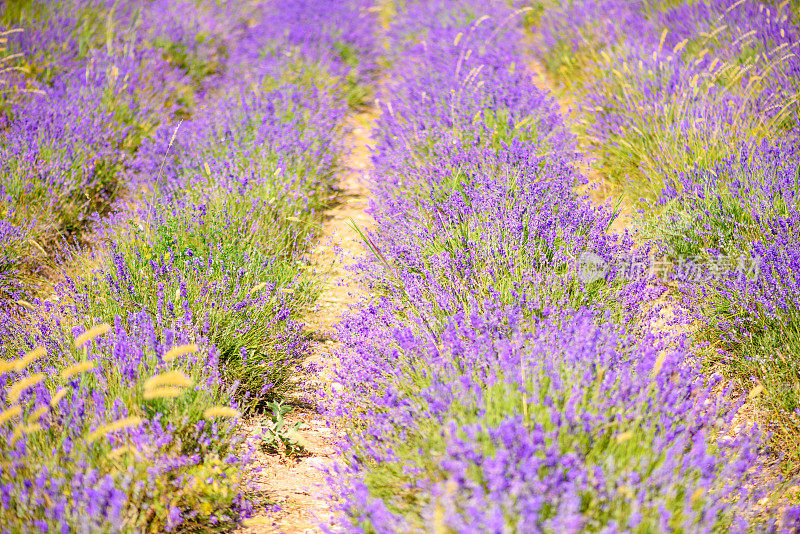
534, 3, 799, 205
574, 55, 790, 203
349, 326, 739, 532
519, 1, 551, 30
258, 44, 373, 111
71, 188, 320, 405
354, 90, 633, 326
0, 2, 225, 296
0, 330, 250, 532
640, 0, 702, 16
0, 29, 36, 118
1, 143, 124, 250
152, 33, 225, 103
695, 307, 800, 473
0, 0, 376, 531
260, 399, 309, 458
537, 25, 610, 96
790, 0, 800, 24
635, 131, 800, 474
641, 168, 799, 259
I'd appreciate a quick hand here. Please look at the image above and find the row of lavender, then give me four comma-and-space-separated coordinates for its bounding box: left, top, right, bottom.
0, 0, 252, 299
325, 0, 799, 531
535, 1, 800, 473
0, 0, 375, 530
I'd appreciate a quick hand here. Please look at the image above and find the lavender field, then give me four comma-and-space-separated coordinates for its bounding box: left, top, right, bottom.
1, 0, 800, 532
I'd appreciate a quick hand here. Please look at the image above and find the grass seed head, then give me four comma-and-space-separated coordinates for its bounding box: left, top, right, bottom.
651, 352, 667, 379
249, 283, 266, 294
748, 383, 764, 400
108, 444, 139, 460
7, 373, 45, 403
203, 406, 241, 419
144, 370, 193, 390
673, 39, 688, 54
0, 405, 21, 425
15, 346, 47, 371
15, 299, 35, 311
50, 388, 68, 408
22, 423, 42, 435
657, 28, 668, 54
60, 360, 96, 380
27, 406, 48, 423
86, 416, 143, 444
143, 386, 185, 400
163, 344, 199, 362
0, 360, 14, 374
74, 323, 112, 348
616, 431, 633, 444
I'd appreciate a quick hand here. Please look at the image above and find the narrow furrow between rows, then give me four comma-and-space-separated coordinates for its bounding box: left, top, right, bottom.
238, 109, 377, 534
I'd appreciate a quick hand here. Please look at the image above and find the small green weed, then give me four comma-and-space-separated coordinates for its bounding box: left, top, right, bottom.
260, 399, 309, 458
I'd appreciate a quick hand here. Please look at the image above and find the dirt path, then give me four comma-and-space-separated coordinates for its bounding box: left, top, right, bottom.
236, 110, 376, 534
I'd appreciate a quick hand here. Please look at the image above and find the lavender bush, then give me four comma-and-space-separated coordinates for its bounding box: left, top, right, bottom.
0, 0, 377, 529
5, 0, 800, 529
330, 308, 769, 532
536, 0, 799, 200
532, 0, 800, 476
641, 140, 800, 468
1, 318, 255, 531
320, 0, 799, 530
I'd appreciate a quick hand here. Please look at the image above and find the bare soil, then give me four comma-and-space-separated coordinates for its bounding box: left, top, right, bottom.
235, 110, 376, 534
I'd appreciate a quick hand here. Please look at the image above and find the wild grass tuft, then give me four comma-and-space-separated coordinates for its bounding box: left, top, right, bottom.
0, 312, 259, 531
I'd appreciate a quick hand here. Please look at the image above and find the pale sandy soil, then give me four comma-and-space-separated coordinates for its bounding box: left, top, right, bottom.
234, 110, 376, 534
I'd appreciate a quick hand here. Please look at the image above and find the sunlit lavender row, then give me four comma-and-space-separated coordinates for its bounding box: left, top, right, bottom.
324, 0, 800, 532
0, 0, 375, 530
3, 0, 800, 531
536, 0, 800, 480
